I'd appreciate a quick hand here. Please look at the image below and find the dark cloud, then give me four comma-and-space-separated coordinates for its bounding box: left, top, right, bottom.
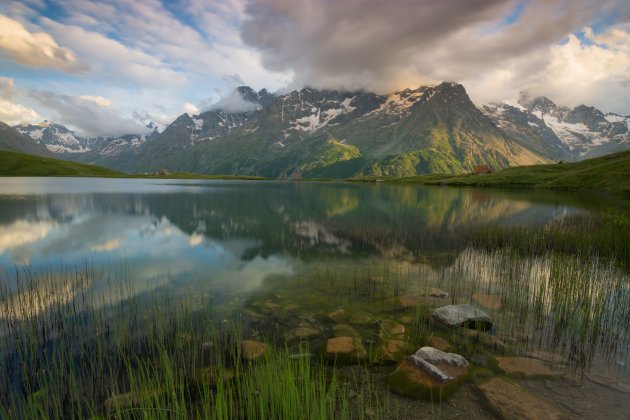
241, 0, 630, 96
29, 90, 150, 137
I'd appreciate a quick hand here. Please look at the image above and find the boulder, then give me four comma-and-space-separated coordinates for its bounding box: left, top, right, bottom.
387, 346, 469, 400
424, 288, 450, 299
428, 336, 452, 351
478, 377, 562, 420
327, 308, 347, 322
432, 304, 492, 329
287, 326, 320, 341
241, 340, 267, 361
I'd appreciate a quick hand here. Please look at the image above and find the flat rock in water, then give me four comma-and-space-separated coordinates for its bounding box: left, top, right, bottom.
428, 336, 452, 351
478, 377, 562, 420
241, 340, 267, 361
425, 288, 450, 299
472, 293, 502, 310
287, 326, 320, 341
496, 357, 562, 377
432, 304, 492, 329
586, 374, 630, 393
325, 336, 367, 363
375, 339, 410, 364
387, 346, 469, 400
379, 319, 405, 338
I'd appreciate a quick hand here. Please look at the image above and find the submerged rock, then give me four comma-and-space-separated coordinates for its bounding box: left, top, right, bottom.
375, 339, 411, 364
387, 346, 469, 400
424, 288, 450, 299
472, 293, 501, 310
325, 336, 367, 363
428, 336, 452, 351
193, 366, 235, 389
432, 304, 492, 329
496, 357, 563, 377
287, 326, 320, 341
241, 340, 267, 361
104, 392, 140, 414
379, 319, 405, 338
478, 377, 562, 420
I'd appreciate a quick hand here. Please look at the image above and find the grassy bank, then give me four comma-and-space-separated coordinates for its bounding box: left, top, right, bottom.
0, 150, 125, 177
351, 150, 630, 196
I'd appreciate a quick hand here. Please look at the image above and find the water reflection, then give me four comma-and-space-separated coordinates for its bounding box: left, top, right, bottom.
0, 179, 583, 300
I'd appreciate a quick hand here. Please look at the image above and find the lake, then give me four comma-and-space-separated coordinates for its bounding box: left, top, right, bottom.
0, 177, 628, 418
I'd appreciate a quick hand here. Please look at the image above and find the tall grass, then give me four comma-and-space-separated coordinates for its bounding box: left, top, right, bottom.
0, 266, 372, 419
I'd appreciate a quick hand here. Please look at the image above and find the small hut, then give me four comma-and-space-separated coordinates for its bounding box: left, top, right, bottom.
473, 165, 494, 174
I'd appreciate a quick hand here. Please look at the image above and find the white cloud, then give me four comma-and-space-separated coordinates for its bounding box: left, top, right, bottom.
79, 95, 112, 107
0, 76, 40, 125
0, 14, 88, 72
184, 102, 199, 115
29, 90, 150, 137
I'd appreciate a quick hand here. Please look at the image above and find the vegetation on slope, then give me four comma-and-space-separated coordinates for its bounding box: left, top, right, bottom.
355, 150, 630, 196
0, 150, 125, 177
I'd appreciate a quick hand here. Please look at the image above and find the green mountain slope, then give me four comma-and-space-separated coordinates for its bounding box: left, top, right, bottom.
395, 150, 630, 196
128, 83, 550, 178
0, 150, 124, 177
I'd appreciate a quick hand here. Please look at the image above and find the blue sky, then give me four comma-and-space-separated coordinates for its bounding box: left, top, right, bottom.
0, 0, 629, 136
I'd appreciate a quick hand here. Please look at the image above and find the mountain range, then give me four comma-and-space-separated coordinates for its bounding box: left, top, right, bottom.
4, 83, 630, 178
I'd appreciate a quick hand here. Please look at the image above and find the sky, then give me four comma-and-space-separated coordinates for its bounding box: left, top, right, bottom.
0, 0, 629, 137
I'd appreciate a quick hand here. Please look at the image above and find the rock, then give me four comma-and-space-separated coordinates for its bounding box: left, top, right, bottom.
428, 336, 452, 351
241, 340, 267, 361
348, 312, 375, 325
243, 308, 264, 322
287, 326, 320, 341
496, 357, 562, 377
478, 377, 562, 420
400, 314, 415, 324
399, 295, 418, 308
379, 319, 405, 338
424, 288, 450, 299
587, 374, 630, 393
332, 324, 359, 337
104, 392, 140, 414
193, 366, 235, 388
283, 303, 300, 312
465, 330, 507, 353
262, 301, 281, 313
325, 336, 367, 363
414, 346, 469, 367
472, 293, 501, 310
375, 339, 410, 363
327, 308, 347, 322
432, 304, 492, 329
387, 346, 469, 400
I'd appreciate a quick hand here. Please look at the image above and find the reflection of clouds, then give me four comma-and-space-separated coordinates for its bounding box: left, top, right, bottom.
0, 276, 86, 321
293, 220, 350, 252
91, 239, 121, 252
189, 233, 203, 247
0, 220, 55, 254
212, 256, 294, 293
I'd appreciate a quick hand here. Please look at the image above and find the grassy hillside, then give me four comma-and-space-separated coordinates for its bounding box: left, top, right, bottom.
370, 150, 630, 196
0, 150, 125, 177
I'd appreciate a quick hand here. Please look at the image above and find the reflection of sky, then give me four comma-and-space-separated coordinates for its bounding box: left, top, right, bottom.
0, 178, 588, 317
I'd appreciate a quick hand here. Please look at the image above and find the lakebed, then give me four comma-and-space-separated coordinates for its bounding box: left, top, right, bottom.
0, 178, 628, 418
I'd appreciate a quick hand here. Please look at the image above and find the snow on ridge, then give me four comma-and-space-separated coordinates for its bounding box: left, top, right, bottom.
192, 118, 203, 131
542, 114, 609, 151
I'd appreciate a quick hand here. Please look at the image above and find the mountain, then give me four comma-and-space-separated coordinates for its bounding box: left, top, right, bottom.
483, 93, 630, 161
0, 121, 52, 156
14, 120, 162, 171
12, 83, 629, 178
127, 83, 549, 177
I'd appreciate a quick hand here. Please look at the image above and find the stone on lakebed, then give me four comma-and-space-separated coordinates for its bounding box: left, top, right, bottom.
432, 304, 492, 329
325, 336, 368, 363
478, 377, 562, 420
387, 346, 469, 400
241, 340, 267, 361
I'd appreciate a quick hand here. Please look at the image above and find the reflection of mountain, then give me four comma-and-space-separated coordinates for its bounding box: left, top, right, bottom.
0, 181, 580, 267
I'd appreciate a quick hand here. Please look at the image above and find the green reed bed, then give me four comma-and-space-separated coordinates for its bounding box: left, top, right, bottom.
0, 266, 373, 419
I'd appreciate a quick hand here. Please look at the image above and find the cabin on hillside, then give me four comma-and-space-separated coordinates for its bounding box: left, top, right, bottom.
473, 165, 494, 174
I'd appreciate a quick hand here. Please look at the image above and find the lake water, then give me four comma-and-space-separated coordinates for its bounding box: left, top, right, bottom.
0, 177, 628, 418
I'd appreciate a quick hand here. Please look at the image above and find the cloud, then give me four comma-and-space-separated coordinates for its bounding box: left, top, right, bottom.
241, 0, 630, 110
0, 14, 88, 72
29, 90, 150, 137
0, 77, 40, 125
205, 88, 260, 113
184, 102, 199, 115
79, 95, 112, 107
